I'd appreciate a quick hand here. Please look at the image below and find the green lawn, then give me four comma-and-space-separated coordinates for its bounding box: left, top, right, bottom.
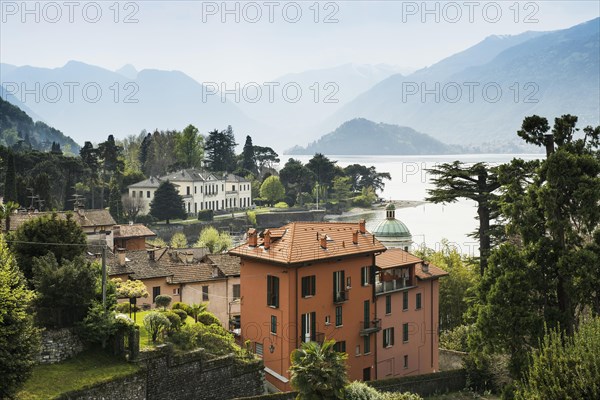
17, 348, 139, 400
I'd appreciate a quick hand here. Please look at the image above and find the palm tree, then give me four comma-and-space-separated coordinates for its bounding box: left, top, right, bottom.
187, 303, 207, 323
290, 339, 348, 400
0, 201, 19, 232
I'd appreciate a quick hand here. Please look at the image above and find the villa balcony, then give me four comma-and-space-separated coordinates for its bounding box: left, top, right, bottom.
359, 319, 381, 336
299, 332, 325, 345
333, 290, 349, 304
375, 276, 415, 295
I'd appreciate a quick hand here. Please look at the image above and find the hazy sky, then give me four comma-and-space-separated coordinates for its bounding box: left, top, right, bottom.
1, 1, 599, 84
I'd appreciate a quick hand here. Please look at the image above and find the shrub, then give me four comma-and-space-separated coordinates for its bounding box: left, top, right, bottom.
198, 311, 221, 327
344, 381, 381, 400
172, 309, 188, 324
379, 392, 423, 400
163, 311, 182, 332
274, 201, 289, 208
135, 214, 157, 225
170, 232, 188, 248
187, 303, 207, 322
143, 312, 171, 342
168, 324, 197, 351
440, 324, 472, 352
77, 301, 117, 346
116, 302, 140, 314
197, 323, 238, 355
154, 294, 172, 310
515, 317, 600, 400
246, 211, 257, 226
114, 313, 136, 334
147, 237, 167, 248
197, 209, 214, 221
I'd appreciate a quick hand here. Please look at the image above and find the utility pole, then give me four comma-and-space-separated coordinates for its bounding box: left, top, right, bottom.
101, 245, 107, 309
316, 182, 319, 210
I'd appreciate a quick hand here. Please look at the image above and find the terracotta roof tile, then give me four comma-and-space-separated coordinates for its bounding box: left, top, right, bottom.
165, 263, 223, 284
7, 209, 116, 231
229, 222, 386, 265
375, 248, 447, 279
203, 254, 241, 276
114, 224, 156, 238
415, 263, 448, 280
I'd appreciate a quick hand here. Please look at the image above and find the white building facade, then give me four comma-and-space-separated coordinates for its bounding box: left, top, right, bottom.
127, 169, 252, 215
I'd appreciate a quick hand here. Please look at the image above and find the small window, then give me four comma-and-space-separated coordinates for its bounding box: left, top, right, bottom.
333, 341, 346, 353
416, 293, 422, 309
361, 266, 371, 286
233, 284, 241, 300
233, 185, 236, 191
383, 327, 394, 348
403, 291, 409, 311
355, 345, 361, 356
194, 186, 197, 194
139, 190, 143, 198
364, 336, 371, 354
187, 186, 190, 195
325, 315, 331, 325
131, 191, 135, 198
270, 315, 277, 334
202, 285, 209, 301
335, 306, 343, 327
152, 286, 160, 302
346, 276, 351, 288
403, 355, 409, 369
147, 191, 151, 198
267, 275, 279, 308
403, 323, 409, 342
172, 288, 180, 295
255, 342, 263, 357
385, 295, 392, 314
301, 275, 316, 297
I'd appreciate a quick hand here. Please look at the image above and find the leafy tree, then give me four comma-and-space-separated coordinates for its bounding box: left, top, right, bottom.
175, 124, 204, 169
515, 317, 600, 400
306, 153, 339, 189
108, 176, 123, 223
331, 176, 352, 207
416, 240, 479, 331
0, 235, 41, 398
113, 278, 148, 318
3, 151, 17, 202
10, 212, 86, 280
170, 232, 188, 248
426, 161, 500, 275
194, 226, 232, 253
344, 164, 391, 193
260, 176, 285, 206
79, 141, 100, 208
241, 135, 257, 175
352, 187, 377, 208
155, 294, 172, 310
32, 254, 99, 328
77, 301, 117, 347
150, 181, 186, 224
279, 158, 316, 206
143, 311, 170, 342
253, 145, 280, 175
290, 339, 348, 400
204, 126, 237, 172
0, 201, 19, 232
144, 130, 178, 177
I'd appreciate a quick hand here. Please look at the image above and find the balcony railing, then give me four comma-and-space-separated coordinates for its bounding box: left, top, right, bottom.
299, 332, 325, 345
333, 290, 349, 304
375, 277, 414, 295
360, 319, 382, 336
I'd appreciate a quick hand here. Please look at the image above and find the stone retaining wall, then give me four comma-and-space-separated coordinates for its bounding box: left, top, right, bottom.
37, 328, 85, 364
439, 348, 467, 371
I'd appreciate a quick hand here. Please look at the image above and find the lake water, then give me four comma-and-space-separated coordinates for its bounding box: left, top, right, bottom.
286, 154, 543, 256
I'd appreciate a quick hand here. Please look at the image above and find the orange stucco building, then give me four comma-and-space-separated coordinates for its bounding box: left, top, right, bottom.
230, 221, 447, 392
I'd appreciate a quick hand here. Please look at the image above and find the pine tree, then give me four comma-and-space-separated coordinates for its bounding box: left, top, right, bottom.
241, 135, 257, 175
149, 181, 186, 224
3, 152, 17, 202
108, 176, 123, 223
0, 235, 41, 398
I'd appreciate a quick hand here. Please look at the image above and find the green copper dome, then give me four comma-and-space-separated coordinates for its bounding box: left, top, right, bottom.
373, 218, 412, 238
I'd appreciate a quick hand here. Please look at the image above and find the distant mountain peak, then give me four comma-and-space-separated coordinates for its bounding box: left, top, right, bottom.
116, 64, 138, 79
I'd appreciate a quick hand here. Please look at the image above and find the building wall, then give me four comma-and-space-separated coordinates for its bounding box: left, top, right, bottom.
376, 279, 440, 379
179, 277, 240, 328
139, 277, 181, 309
115, 237, 147, 251
241, 254, 378, 391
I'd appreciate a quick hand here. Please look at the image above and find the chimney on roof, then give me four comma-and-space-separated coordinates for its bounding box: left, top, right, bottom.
263, 229, 271, 250
248, 228, 257, 247
117, 248, 126, 266
359, 219, 366, 234
212, 266, 219, 278
186, 251, 193, 264
352, 230, 359, 245
422, 261, 430, 273
320, 235, 327, 249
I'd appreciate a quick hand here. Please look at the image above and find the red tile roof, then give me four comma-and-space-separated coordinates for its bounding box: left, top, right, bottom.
229, 221, 386, 265
376, 248, 448, 280
114, 224, 156, 238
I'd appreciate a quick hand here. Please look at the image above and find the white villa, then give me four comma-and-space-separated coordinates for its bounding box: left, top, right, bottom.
127, 169, 252, 215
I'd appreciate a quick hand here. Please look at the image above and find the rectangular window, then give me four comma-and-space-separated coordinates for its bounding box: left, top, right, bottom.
385, 295, 392, 314
194, 186, 197, 194
355, 345, 361, 356
270, 315, 277, 334
403, 323, 409, 342
187, 186, 190, 195
172, 288, 180, 295
333, 341, 346, 353
333, 270, 346, 303
147, 191, 150, 198
325, 315, 330, 325
363, 300, 370, 329
301, 312, 316, 342
202, 286, 209, 301
152, 286, 160, 302
403, 355, 409, 369
383, 327, 394, 348
233, 185, 236, 191
416, 293, 422, 309
361, 266, 371, 286
364, 336, 371, 354
131, 191, 135, 198
335, 306, 343, 327
301, 275, 316, 297
403, 291, 409, 311
255, 342, 263, 357
267, 275, 279, 308
139, 190, 143, 198
233, 284, 240, 300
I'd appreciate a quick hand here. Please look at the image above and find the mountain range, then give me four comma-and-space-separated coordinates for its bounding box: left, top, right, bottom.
1, 18, 598, 153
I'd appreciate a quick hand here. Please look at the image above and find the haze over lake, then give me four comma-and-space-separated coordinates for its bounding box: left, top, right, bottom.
287, 153, 544, 256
